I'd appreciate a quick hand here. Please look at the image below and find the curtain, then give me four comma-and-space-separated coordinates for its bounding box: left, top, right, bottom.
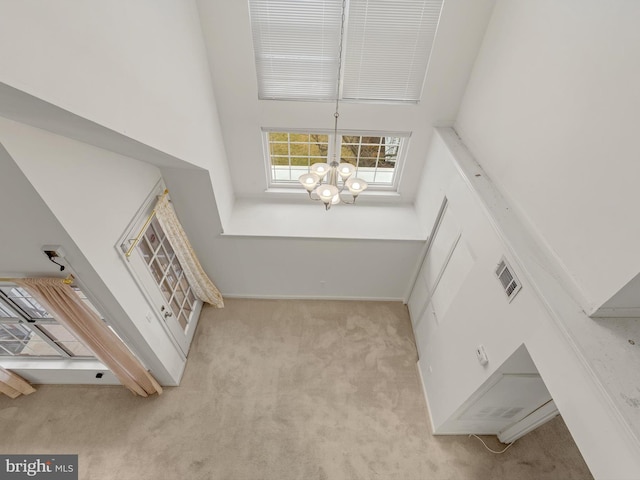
154, 194, 224, 308
0, 367, 36, 399
14, 278, 162, 397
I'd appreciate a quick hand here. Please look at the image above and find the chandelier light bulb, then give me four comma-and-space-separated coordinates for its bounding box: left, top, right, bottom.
311, 163, 331, 179
299, 173, 320, 192
346, 177, 368, 196
315, 184, 339, 205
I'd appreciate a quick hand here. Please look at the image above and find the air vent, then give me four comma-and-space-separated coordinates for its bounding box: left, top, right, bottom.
495, 257, 522, 302
466, 406, 525, 421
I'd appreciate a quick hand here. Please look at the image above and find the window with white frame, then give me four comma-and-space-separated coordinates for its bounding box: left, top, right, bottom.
265, 130, 408, 189
0, 285, 95, 358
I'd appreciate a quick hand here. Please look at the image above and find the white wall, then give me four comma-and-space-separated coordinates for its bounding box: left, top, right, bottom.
454, 0, 640, 314
410, 130, 640, 479
196, 0, 496, 204
0, 144, 119, 385
164, 167, 423, 301
0, 0, 234, 228
0, 117, 186, 385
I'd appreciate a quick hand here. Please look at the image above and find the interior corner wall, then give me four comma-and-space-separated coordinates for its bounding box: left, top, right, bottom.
410, 129, 640, 479
0, 117, 185, 385
453, 0, 640, 313
0, 0, 234, 229
163, 169, 424, 301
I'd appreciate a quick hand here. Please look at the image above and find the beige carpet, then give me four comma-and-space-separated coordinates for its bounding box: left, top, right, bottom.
0, 299, 592, 479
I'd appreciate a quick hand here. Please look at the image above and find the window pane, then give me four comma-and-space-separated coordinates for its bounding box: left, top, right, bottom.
0, 287, 52, 319
340, 135, 401, 185
0, 323, 59, 357
0, 323, 31, 355
0, 302, 17, 318
268, 132, 329, 184
40, 324, 94, 357
266, 131, 405, 188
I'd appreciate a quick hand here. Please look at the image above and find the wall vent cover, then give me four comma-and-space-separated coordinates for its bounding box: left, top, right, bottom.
465, 406, 525, 421
495, 257, 522, 302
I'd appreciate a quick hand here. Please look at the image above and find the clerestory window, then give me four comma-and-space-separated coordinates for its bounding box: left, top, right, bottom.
264, 130, 408, 190
248, 0, 444, 103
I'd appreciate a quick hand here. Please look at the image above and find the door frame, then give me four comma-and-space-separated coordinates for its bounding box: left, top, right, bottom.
117, 180, 201, 358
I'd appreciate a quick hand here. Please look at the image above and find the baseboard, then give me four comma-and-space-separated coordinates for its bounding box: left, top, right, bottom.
221, 293, 405, 302
416, 360, 437, 434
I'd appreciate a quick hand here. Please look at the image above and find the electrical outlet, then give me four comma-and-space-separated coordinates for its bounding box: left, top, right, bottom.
41, 245, 66, 258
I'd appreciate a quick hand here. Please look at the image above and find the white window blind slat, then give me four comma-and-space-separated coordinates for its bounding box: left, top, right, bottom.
249, 0, 443, 102
342, 0, 443, 102
249, 0, 343, 100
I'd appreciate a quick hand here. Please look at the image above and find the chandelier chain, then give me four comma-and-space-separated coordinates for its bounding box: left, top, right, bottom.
333, 0, 347, 162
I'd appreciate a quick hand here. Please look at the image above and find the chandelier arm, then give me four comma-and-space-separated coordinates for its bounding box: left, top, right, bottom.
337, 192, 356, 205
308, 189, 323, 202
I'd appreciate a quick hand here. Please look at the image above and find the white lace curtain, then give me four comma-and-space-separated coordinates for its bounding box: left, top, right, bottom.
14, 278, 163, 397
154, 194, 224, 308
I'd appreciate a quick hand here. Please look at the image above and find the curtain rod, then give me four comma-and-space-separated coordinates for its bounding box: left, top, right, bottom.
0, 274, 74, 285
124, 189, 169, 258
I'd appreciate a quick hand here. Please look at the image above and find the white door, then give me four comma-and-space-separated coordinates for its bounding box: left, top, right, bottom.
128, 216, 202, 356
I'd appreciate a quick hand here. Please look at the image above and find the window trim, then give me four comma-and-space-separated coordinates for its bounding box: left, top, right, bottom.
262, 128, 410, 192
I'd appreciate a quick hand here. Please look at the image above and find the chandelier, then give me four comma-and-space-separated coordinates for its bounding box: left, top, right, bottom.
297, 0, 368, 210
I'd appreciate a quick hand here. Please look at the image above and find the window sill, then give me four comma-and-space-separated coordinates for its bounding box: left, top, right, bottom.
0, 357, 119, 385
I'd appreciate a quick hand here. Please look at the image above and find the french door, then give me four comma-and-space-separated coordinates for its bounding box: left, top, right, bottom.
130, 216, 202, 356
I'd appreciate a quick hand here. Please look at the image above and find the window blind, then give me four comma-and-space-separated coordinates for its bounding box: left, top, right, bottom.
249, 0, 343, 100
342, 0, 443, 102
249, 0, 443, 102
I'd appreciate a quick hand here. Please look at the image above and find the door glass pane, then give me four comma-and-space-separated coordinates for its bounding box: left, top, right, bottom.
146, 220, 162, 252
187, 290, 196, 307
161, 280, 172, 303
135, 217, 199, 339
173, 286, 186, 306
178, 312, 188, 330
166, 268, 178, 288
163, 237, 175, 258
139, 237, 154, 265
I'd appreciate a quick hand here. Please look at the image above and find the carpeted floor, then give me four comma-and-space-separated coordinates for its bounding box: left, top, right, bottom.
0, 299, 592, 479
